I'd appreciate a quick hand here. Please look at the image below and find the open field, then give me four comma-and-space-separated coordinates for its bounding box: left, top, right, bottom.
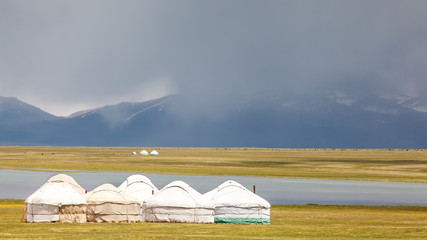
0, 200, 426, 239
0, 146, 427, 182
1, 147, 426, 239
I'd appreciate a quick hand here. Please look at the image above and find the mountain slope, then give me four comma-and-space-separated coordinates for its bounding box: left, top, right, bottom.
0, 93, 426, 148
0, 96, 59, 125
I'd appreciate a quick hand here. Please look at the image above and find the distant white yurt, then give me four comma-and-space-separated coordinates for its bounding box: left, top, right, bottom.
131, 152, 137, 155
140, 150, 148, 156
25, 181, 87, 223
144, 180, 214, 223
118, 175, 158, 203
204, 180, 270, 224
85, 184, 141, 223
150, 150, 159, 156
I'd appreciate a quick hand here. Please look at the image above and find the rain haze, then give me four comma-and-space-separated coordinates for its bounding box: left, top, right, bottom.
1, 0, 427, 117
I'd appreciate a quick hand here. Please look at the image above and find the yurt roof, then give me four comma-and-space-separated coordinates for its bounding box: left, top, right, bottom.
150, 150, 159, 155
25, 182, 87, 206
146, 180, 213, 209
46, 174, 86, 195
118, 175, 158, 203
204, 180, 270, 208
140, 150, 148, 155
85, 183, 138, 204
118, 175, 158, 191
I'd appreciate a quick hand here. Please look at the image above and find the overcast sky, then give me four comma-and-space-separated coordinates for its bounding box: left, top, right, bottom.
1, 0, 427, 116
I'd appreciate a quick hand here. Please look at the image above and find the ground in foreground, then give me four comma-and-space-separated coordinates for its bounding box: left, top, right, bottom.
0, 200, 426, 239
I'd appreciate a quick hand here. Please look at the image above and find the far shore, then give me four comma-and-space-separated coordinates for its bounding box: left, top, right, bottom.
1, 146, 427, 183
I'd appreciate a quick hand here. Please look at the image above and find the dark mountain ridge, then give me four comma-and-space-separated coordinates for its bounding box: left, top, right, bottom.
0, 93, 426, 148
0, 96, 59, 125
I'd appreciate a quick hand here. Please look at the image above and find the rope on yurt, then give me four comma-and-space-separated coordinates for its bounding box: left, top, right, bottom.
241, 206, 266, 224
123, 193, 129, 223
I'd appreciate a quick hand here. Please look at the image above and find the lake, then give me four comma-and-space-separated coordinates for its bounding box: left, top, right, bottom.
1, 169, 427, 206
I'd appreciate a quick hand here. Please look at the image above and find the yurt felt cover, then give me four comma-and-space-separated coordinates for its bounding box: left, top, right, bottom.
46, 174, 86, 195
144, 180, 214, 223
140, 150, 148, 155
204, 180, 270, 224
118, 175, 158, 204
85, 183, 141, 223
25, 182, 87, 223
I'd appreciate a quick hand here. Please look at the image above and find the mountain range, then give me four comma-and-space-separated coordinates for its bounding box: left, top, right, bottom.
1, 92, 427, 148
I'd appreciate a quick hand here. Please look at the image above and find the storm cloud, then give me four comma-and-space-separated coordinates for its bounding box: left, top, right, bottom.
1, 0, 427, 116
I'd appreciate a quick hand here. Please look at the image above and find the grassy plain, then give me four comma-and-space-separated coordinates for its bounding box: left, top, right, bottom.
0, 146, 427, 182
1, 147, 427, 239
0, 200, 426, 239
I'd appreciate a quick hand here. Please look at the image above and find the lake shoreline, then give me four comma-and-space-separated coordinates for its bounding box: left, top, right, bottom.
2, 169, 427, 206
1, 166, 426, 184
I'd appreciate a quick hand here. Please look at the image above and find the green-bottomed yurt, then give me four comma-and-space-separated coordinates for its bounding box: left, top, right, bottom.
204, 180, 270, 224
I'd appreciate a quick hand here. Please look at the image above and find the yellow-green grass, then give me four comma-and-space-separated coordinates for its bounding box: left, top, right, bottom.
0, 200, 426, 239
1, 146, 427, 182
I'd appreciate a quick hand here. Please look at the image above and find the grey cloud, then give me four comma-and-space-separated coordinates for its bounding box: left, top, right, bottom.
1, 0, 427, 116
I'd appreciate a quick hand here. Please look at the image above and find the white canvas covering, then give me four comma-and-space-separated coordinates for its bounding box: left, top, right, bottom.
46, 174, 86, 195
204, 180, 270, 224
118, 175, 158, 220
85, 183, 141, 223
25, 181, 87, 223
118, 175, 158, 203
140, 150, 148, 155
150, 150, 159, 156
144, 180, 214, 223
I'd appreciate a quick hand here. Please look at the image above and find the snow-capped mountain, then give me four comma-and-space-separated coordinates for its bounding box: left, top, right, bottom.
380, 94, 427, 113
67, 96, 172, 127
0, 96, 59, 125
0, 92, 426, 148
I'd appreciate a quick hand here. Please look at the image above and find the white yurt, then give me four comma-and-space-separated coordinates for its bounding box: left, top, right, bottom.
143, 180, 214, 223
204, 180, 270, 224
46, 174, 86, 195
85, 184, 141, 223
25, 181, 87, 223
150, 150, 159, 156
118, 175, 158, 202
118, 175, 159, 220
140, 150, 148, 156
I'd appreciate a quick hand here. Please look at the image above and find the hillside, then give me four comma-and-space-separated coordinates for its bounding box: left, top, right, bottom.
0, 93, 427, 148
